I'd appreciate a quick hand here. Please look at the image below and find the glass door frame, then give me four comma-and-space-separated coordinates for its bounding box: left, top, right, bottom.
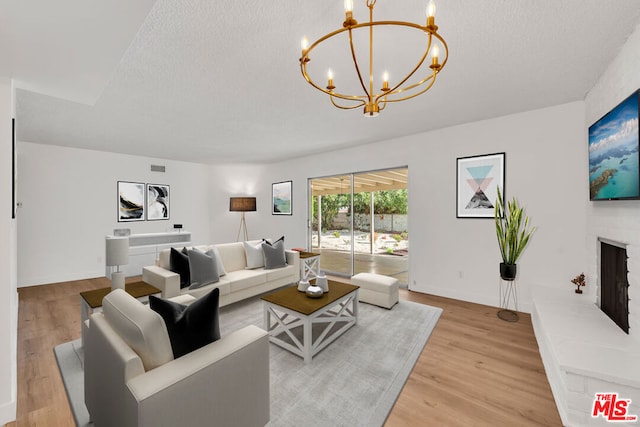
307, 166, 408, 279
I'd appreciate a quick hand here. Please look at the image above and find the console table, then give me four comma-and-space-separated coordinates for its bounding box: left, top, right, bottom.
106, 231, 191, 279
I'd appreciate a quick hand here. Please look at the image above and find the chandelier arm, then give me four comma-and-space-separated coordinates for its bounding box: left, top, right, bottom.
330, 95, 366, 110
375, 36, 433, 103
383, 74, 437, 103
300, 61, 369, 103
375, 34, 448, 102
347, 28, 371, 99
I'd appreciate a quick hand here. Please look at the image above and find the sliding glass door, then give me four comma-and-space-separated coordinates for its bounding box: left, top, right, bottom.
310, 174, 353, 277
309, 168, 408, 285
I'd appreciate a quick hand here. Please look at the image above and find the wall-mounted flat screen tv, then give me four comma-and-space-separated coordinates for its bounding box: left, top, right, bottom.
589, 90, 640, 201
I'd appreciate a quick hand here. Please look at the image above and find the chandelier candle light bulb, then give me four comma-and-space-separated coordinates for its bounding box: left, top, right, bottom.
327, 69, 335, 90
382, 71, 390, 91
299, 0, 448, 116
427, 1, 436, 25
431, 45, 439, 67
344, 0, 353, 13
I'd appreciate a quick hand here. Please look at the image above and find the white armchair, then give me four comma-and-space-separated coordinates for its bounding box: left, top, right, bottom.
84, 289, 270, 427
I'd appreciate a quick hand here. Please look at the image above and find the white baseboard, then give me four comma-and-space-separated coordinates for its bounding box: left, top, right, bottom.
18, 269, 104, 287
409, 282, 533, 314
0, 399, 16, 425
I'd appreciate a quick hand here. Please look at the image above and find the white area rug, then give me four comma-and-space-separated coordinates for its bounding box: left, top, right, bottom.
55, 296, 441, 427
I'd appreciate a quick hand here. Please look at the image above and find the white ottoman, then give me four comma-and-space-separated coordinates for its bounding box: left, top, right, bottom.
351, 272, 399, 309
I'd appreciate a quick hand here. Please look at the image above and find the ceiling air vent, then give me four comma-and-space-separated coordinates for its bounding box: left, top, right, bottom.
150, 165, 166, 172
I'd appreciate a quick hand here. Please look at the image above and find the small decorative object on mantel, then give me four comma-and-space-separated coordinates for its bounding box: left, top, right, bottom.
305, 283, 323, 298
571, 273, 586, 294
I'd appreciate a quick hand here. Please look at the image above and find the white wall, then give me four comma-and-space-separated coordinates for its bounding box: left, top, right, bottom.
209, 101, 588, 312
17, 142, 212, 287
0, 79, 17, 424
585, 21, 640, 339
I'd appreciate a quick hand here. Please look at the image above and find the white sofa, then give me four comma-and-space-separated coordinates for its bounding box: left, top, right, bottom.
84, 289, 270, 427
142, 240, 300, 306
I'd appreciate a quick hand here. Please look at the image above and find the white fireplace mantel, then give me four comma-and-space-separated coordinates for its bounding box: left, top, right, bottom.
531, 285, 640, 426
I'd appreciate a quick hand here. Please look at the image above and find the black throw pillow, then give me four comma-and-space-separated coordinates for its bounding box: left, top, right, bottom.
149, 288, 221, 358
170, 247, 190, 288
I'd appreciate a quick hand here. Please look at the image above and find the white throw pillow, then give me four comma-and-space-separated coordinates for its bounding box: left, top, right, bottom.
209, 246, 226, 276
243, 241, 265, 269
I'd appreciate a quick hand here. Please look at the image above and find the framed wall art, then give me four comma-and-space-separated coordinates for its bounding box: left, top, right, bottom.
118, 181, 145, 222
146, 184, 170, 220
456, 152, 505, 218
272, 180, 292, 215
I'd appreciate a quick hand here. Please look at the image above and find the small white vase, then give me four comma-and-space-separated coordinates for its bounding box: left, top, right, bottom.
316, 274, 329, 293
297, 280, 310, 292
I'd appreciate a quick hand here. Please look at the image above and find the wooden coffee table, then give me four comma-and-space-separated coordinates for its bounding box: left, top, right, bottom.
80, 281, 161, 345
261, 280, 359, 363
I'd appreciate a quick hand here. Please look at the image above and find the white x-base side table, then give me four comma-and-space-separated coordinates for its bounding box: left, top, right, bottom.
262, 281, 359, 363
298, 251, 321, 281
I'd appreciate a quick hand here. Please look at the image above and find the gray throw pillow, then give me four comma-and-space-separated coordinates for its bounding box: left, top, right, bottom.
243, 241, 265, 269
262, 240, 287, 270
188, 249, 219, 289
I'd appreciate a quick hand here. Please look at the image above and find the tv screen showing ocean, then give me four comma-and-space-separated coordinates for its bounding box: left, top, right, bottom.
589, 91, 639, 200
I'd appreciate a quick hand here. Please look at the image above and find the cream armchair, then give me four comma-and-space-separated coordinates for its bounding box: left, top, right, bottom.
84, 289, 269, 427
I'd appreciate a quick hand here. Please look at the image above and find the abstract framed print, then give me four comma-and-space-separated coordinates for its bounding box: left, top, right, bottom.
146, 184, 170, 220
118, 181, 145, 222
272, 181, 292, 215
456, 152, 505, 218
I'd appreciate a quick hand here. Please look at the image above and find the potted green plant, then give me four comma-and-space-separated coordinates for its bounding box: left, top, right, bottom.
494, 186, 536, 281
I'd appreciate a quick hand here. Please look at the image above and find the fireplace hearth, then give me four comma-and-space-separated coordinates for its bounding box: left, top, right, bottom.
600, 241, 630, 334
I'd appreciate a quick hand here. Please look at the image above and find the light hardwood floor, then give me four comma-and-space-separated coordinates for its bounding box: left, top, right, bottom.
6, 278, 562, 427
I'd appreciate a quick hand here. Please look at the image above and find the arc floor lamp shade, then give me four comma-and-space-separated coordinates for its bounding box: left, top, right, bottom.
106, 236, 129, 290
230, 197, 256, 241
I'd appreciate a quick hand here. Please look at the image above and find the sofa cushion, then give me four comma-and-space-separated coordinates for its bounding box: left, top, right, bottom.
262, 240, 286, 269
188, 248, 219, 290
184, 280, 231, 300
265, 264, 296, 282
170, 247, 190, 288
102, 289, 174, 371
243, 241, 265, 269
149, 288, 221, 359
224, 269, 267, 292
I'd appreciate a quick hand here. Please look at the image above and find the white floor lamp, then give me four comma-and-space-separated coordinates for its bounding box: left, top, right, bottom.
230, 197, 256, 241
106, 236, 129, 290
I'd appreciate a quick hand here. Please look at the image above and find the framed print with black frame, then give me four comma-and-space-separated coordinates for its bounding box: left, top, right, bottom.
146, 184, 170, 220
456, 152, 505, 218
272, 180, 292, 215
117, 181, 145, 222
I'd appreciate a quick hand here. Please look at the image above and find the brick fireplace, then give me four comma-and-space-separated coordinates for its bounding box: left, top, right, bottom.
529, 230, 640, 426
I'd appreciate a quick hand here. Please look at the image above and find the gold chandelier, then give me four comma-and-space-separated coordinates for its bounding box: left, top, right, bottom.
299, 0, 448, 117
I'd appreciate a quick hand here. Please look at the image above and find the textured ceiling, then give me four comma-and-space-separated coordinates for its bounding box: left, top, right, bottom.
7, 0, 640, 164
